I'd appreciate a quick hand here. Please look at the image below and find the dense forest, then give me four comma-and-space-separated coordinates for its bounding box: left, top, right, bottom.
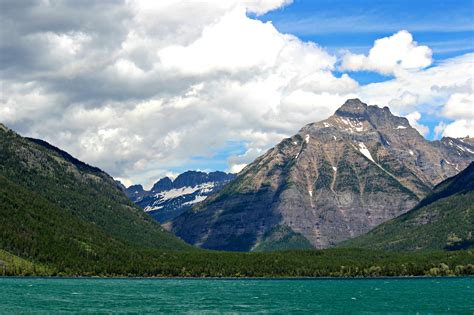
1, 246, 473, 278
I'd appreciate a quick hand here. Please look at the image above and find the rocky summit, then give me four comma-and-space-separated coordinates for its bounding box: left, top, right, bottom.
125, 171, 236, 223
170, 99, 474, 251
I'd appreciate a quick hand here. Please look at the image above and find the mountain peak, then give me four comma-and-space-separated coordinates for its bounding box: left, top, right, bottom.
335, 98, 368, 116
171, 99, 474, 251
152, 177, 173, 192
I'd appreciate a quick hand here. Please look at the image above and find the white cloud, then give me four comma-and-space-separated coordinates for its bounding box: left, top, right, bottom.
443, 93, 474, 119
435, 92, 474, 138
229, 163, 248, 174
243, 0, 293, 15
405, 112, 429, 137
359, 53, 474, 115
441, 120, 474, 138
340, 30, 432, 75
0, 1, 472, 186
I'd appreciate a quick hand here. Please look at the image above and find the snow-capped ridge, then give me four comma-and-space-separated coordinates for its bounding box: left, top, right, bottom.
125, 170, 236, 222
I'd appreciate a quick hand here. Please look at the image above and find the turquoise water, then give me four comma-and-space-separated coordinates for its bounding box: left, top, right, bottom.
0, 277, 473, 313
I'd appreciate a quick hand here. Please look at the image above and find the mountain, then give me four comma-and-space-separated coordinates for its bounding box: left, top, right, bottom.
341, 162, 474, 251
169, 99, 474, 251
125, 171, 236, 222
0, 123, 191, 272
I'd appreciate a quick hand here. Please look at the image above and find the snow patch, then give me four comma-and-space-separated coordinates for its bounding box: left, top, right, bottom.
396, 125, 407, 129
456, 144, 474, 154
293, 141, 298, 145
339, 117, 364, 132
333, 167, 337, 172
409, 150, 414, 156
340, 118, 350, 125
144, 205, 163, 212
182, 195, 207, 206
305, 134, 310, 144
358, 142, 375, 162
308, 190, 313, 197
154, 182, 215, 200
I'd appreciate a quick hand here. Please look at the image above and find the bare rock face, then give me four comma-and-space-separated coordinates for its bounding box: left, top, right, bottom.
170, 99, 474, 251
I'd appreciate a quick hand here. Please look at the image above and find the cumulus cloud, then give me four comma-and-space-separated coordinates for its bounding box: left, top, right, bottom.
440, 120, 474, 138
443, 93, 474, 119
0, 1, 472, 186
434, 92, 474, 138
405, 112, 430, 137
340, 30, 433, 75
359, 54, 473, 113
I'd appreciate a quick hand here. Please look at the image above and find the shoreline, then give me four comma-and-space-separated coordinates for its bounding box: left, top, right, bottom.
1, 275, 473, 281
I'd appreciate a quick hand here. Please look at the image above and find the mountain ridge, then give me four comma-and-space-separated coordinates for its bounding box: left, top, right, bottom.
125, 170, 236, 222
170, 99, 474, 251
0, 125, 191, 257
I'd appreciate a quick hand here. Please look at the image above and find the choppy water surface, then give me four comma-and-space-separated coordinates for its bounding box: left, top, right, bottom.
1, 277, 473, 313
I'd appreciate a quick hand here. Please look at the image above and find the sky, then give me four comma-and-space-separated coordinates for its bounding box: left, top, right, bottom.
0, 0, 473, 188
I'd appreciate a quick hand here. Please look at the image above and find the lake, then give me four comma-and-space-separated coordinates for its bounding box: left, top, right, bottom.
0, 277, 472, 313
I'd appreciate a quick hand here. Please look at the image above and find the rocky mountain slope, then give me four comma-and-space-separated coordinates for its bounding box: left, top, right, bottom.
170, 99, 474, 251
125, 171, 236, 222
342, 162, 474, 251
0, 123, 191, 271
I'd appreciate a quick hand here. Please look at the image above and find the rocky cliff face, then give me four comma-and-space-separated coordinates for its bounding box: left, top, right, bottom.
170, 99, 474, 251
125, 171, 236, 222
342, 162, 474, 251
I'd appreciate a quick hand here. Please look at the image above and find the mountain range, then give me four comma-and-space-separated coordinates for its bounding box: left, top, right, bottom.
1, 117, 473, 277
169, 99, 474, 251
124, 171, 236, 222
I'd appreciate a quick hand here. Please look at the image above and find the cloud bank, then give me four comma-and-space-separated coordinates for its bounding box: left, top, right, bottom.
0, 0, 472, 187
340, 30, 433, 75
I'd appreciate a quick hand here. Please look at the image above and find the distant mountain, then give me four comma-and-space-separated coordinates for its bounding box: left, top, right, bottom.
125, 171, 236, 222
170, 99, 474, 251
342, 162, 474, 251
0, 123, 190, 273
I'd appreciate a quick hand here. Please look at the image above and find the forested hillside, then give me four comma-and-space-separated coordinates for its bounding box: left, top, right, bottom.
0, 124, 189, 251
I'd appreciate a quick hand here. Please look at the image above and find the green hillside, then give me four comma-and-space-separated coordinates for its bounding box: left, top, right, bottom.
0, 174, 171, 274
0, 125, 190, 252
252, 225, 314, 252
341, 163, 474, 251
0, 248, 53, 276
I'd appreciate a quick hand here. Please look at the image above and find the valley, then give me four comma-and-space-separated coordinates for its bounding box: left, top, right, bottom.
1, 100, 473, 278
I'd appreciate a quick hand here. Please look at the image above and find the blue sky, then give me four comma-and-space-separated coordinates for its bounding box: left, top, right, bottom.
256, 0, 474, 141
257, 0, 474, 58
